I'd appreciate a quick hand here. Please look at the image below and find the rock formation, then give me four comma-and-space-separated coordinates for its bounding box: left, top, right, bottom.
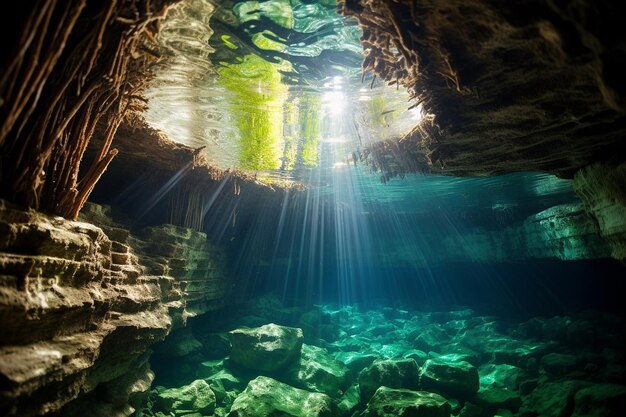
0, 201, 230, 416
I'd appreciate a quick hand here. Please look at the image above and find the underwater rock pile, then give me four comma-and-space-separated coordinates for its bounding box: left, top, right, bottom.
144, 295, 626, 417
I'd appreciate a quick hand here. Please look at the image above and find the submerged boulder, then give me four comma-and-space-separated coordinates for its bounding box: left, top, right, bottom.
478, 363, 524, 391
475, 387, 522, 413
228, 323, 303, 372
541, 352, 585, 376
420, 359, 479, 398
287, 344, 351, 397
334, 351, 379, 374
154, 379, 215, 416
520, 380, 590, 417
358, 358, 420, 402
360, 387, 451, 417
571, 383, 626, 417
227, 376, 336, 417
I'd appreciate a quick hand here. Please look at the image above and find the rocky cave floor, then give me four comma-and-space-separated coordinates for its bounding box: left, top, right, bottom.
142, 295, 626, 417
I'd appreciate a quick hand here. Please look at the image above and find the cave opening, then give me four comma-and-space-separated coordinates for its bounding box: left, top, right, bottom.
1, 1, 626, 416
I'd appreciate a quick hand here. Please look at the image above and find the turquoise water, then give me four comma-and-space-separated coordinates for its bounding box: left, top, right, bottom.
138, 2, 626, 416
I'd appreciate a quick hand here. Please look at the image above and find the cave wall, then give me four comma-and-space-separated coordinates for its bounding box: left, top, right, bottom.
0, 201, 230, 416
439, 203, 610, 264
574, 162, 626, 262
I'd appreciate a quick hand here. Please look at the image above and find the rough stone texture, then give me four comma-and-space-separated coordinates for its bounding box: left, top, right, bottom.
478, 364, 524, 391
441, 203, 611, 263
286, 344, 351, 398
0, 200, 230, 416
571, 383, 626, 417
358, 358, 420, 402
520, 380, 591, 417
154, 379, 216, 416
420, 359, 479, 398
360, 387, 451, 417
228, 323, 304, 372
573, 162, 626, 262
342, 0, 626, 179
227, 376, 336, 417
475, 387, 522, 413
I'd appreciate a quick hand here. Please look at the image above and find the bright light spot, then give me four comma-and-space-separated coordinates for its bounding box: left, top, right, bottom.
322, 135, 348, 143
323, 76, 344, 90
322, 90, 346, 115
333, 162, 347, 169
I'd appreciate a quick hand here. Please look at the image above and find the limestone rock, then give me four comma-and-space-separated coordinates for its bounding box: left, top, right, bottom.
334, 351, 379, 374
338, 384, 360, 415
287, 344, 351, 397
227, 376, 335, 417
228, 323, 304, 372
574, 162, 626, 262
155, 379, 216, 416
0, 202, 231, 416
541, 353, 585, 376
204, 369, 245, 412
475, 387, 522, 413
571, 383, 626, 417
358, 358, 420, 402
420, 359, 479, 398
478, 364, 524, 391
360, 387, 451, 417
521, 380, 590, 417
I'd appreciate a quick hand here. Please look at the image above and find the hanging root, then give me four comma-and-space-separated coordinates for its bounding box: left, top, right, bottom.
0, 0, 177, 218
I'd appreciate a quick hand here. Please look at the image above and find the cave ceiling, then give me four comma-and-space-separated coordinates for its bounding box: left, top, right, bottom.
142, 0, 626, 187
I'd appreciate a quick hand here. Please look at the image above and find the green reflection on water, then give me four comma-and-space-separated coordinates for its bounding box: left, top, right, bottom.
218, 54, 288, 170
145, 0, 423, 180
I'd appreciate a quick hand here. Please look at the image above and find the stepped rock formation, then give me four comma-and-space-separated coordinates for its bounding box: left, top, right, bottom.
0, 201, 230, 416
574, 163, 626, 262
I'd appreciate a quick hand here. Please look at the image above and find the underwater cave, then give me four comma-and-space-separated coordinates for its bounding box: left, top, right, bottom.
2, 0, 626, 416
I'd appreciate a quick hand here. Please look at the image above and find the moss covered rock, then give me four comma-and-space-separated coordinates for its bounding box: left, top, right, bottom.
420, 359, 479, 398
360, 387, 451, 417
520, 380, 590, 417
358, 358, 420, 402
227, 376, 336, 417
154, 379, 215, 416
287, 344, 351, 397
475, 387, 522, 412
571, 383, 626, 417
228, 323, 303, 372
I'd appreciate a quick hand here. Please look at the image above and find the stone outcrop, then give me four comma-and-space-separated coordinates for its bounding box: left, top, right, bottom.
383, 203, 611, 267
573, 162, 626, 262
228, 323, 304, 372
227, 376, 336, 417
360, 387, 451, 417
358, 358, 420, 402
0, 200, 230, 416
420, 360, 480, 398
